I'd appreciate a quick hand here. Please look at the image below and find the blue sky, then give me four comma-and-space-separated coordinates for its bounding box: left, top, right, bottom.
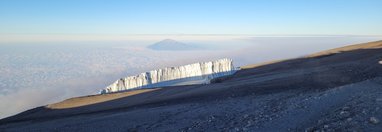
1, 0, 382, 35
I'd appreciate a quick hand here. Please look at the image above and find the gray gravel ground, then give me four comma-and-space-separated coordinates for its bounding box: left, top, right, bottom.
1, 78, 381, 132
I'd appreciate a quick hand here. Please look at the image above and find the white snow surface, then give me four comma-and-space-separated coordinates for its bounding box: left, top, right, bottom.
101, 58, 236, 94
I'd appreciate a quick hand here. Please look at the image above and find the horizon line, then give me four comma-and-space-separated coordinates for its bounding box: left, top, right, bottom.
1, 33, 382, 37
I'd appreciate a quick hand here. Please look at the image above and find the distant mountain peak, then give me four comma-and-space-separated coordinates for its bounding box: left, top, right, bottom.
147, 39, 201, 51
160, 39, 180, 43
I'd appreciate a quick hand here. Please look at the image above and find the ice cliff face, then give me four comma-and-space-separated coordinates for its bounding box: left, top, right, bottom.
100, 58, 236, 94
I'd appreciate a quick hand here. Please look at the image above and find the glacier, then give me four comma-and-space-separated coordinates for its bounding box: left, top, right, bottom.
100, 58, 237, 94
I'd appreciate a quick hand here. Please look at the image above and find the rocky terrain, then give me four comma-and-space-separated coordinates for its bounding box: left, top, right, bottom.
0, 40, 382, 131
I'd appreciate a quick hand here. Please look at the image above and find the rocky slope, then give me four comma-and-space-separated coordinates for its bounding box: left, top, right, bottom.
1, 40, 382, 132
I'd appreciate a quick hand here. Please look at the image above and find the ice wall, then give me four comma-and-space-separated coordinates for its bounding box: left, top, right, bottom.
100, 58, 236, 94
